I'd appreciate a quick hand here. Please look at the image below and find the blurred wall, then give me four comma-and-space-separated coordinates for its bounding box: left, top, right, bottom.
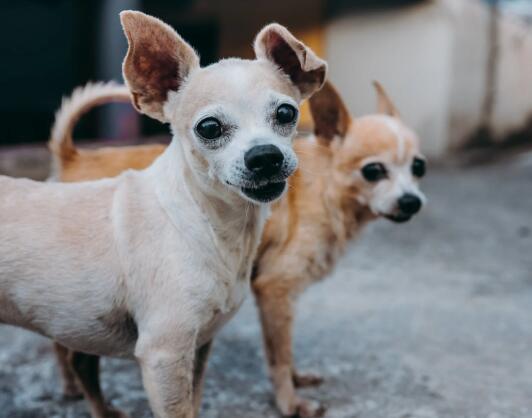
492, 12, 532, 141
447, 0, 491, 149
325, 0, 532, 157
326, 2, 453, 157
1, 0, 530, 160
97, 0, 141, 140
450, 0, 532, 147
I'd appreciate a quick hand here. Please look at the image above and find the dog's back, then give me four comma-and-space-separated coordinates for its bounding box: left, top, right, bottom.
0, 174, 125, 343
49, 82, 166, 182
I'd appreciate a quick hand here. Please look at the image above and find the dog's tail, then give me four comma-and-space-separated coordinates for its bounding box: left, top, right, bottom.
48, 81, 131, 175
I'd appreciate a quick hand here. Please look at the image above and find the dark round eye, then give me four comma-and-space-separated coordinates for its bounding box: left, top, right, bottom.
276, 104, 297, 124
195, 117, 222, 140
361, 162, 387, 182
412, 157, 426, 178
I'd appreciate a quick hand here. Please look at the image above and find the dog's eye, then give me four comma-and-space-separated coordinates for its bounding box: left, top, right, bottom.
276, 104, 297, 124
412, 157, 426, 178
361, 163, 387, 182
195, 117, 222, 140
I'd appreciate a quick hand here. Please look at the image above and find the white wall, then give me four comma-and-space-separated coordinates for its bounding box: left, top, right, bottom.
492, 14, 532, 140
325, 0, 532, 158
447, 0, 491, 148
448, 0, 532, 146
326, 2, 454, 157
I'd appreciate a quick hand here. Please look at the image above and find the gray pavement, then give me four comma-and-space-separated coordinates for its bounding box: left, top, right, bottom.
0, 151, 531, 418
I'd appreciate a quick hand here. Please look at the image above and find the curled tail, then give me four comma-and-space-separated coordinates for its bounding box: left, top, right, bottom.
48, 81, 131, 177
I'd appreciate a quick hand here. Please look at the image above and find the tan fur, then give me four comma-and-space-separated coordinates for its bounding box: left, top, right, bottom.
59, 144, 166, 182
48, 80, 167, 183
253, 82, 425, 417
47, 79, 424, 418
1, 11, 327, 418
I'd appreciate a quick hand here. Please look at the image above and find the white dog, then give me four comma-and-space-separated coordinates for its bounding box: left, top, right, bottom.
0, 11, 326, 418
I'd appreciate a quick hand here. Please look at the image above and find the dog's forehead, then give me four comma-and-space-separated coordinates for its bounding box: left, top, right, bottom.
348, 115, 419, 162
181, 59, 297, 109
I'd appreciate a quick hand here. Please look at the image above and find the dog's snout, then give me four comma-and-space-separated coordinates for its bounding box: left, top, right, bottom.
244, 145, 284, 176
398, 193, 422, 215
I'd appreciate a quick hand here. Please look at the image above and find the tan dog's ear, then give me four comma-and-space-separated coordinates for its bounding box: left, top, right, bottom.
373, 81, 399, 118
309, 81, 350, 141
120, 11, 200, 122
254, 24, 327, 100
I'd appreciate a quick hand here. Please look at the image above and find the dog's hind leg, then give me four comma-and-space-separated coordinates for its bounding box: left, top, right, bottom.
54, 342, 83, 399
253, 277, 326, 418
69, 351, 129, 418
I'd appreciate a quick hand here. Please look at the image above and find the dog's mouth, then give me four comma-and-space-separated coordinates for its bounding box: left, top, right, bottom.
385, 213, 412, 223
240, 181, 286, 203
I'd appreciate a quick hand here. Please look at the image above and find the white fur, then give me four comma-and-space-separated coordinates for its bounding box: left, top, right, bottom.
0, 12, 327, 418
0, 138, 265, 355
383, 116, 406, 161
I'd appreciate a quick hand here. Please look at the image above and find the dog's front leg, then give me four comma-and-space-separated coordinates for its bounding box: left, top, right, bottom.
253, 278, 325, 418
136, 329, 198, 418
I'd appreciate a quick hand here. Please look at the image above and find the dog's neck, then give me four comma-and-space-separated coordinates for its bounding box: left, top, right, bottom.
324, 179, 374, 241
302, 138, 374, 244
149, 139, 268, 281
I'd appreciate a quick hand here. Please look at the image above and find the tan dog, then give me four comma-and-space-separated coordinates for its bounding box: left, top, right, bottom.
0, 10, 326, 418
253, 81, 426, 417
47, 79, 425, 417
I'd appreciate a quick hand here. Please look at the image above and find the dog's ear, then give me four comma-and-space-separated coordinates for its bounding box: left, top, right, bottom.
120, 11, 200, 122
373, 81, 399, 118
309, 80, 350, 141
254, 24, 327, 100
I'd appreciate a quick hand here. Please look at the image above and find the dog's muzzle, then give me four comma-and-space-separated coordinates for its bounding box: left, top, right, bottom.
240, 145, 288, 203
386, 193, 422, 223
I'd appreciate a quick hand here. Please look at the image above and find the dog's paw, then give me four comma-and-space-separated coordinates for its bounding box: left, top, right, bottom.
293, 371, 324, 388
289, 398, 327, 418
280, 396, 326, 418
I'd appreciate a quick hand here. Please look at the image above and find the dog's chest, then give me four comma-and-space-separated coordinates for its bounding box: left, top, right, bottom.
197, 208, 266, 344
197, 277, 247, 345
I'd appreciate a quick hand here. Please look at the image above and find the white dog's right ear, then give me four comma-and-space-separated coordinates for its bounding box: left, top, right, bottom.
120, 11, 200, 122
254, 24, 327, 100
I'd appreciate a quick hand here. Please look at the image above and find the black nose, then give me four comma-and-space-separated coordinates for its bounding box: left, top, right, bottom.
244, 144, 284, 177
398, 193, 422, 215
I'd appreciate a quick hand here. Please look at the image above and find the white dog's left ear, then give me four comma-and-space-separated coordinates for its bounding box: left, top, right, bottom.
254, 24, 327, 100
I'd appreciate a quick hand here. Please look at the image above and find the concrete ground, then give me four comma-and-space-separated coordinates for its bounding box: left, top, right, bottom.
0, 150, 531, 418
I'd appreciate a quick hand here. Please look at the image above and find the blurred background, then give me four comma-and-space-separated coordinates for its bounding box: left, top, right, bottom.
0, 0, 531, 176
0, 2, 531, 418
